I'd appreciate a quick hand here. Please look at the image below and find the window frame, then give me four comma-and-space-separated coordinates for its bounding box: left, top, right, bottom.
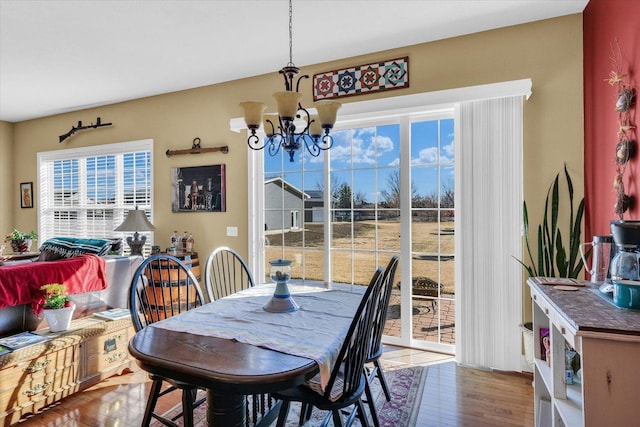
37, 139, 154, 254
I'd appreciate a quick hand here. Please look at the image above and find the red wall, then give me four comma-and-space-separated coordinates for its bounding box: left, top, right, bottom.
584, 0, 640, 240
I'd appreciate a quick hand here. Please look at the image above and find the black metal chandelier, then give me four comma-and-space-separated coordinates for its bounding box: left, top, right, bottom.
240, 0, 341, 162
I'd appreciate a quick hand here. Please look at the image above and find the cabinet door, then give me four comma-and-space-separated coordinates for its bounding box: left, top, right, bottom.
581, 337, 639, 426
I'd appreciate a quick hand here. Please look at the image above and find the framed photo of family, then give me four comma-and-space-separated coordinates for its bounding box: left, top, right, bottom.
171, 164, 226, 212
20, 182, 33, 208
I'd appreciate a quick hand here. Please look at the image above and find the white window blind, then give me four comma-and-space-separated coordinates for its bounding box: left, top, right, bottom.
37, 139, 154, 254
455, 96, 523, 371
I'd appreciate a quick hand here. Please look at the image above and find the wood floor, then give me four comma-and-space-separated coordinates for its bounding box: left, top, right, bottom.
10, 347, 534, 427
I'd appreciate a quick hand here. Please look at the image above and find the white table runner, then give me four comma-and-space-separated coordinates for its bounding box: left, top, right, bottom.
149, 284, 363, 390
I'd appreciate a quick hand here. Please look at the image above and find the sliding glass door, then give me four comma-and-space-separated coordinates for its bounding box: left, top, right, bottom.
257, 111, 455, 352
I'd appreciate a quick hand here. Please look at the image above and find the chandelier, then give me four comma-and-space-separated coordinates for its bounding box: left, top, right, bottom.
240, 0, 341, 162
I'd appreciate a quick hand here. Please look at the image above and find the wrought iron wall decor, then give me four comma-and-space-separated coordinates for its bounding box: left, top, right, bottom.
312, 57, 409, 101
59, 117, 112, 143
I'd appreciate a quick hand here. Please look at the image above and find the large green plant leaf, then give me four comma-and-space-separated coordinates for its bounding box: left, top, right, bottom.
516, 164, 585, 279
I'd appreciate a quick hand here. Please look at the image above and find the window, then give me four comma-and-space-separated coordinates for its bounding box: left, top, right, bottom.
38, 139, 154, 254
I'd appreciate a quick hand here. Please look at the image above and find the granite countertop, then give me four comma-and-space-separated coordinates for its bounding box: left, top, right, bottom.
528, 277, 640, 336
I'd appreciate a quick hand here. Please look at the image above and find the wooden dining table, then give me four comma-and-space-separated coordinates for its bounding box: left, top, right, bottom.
128, 283, 364, 427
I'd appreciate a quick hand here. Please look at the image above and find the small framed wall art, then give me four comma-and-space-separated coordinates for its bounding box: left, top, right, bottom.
20, 182, 33, 209
171, 164, 226, 212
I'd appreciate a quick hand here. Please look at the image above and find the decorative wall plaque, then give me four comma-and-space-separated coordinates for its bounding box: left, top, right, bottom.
313, 57, 409, 101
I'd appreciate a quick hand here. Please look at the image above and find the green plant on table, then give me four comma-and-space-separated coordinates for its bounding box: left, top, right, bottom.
40, 283, 73, 309
4, 229, 38, 242
515, 164, 586, 278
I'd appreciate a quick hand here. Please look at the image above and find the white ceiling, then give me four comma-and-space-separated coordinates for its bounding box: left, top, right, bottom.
0, 0, 588, 123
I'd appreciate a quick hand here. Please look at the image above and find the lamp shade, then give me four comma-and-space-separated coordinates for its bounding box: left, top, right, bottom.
308, 115, 323, 137
263, 114, 279, 137
273, 91, 303, 120
315, 100, 341, 128
114, 208, 156, 232
240, 101, 267, 128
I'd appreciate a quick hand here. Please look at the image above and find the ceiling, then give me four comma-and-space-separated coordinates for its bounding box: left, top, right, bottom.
0, 0, 588, 123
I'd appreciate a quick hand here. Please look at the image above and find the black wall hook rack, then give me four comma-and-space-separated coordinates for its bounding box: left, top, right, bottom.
59, 117, 113, 143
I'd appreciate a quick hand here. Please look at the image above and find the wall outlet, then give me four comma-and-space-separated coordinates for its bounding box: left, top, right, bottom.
226, 226, 238, 237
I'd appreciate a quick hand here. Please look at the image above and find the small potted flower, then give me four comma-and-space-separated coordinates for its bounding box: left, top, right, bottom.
40, 283, 75, 332
5, 229, 38, 253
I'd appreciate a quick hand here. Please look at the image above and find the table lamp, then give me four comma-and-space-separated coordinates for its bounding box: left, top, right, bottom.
114, 207, 156, 256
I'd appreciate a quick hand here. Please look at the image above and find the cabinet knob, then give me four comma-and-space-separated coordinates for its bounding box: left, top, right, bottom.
561, 327, 566, 335
544, 308, 549, 315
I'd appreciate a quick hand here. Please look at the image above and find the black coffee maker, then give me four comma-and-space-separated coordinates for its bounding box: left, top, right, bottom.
609, 220, 640, 280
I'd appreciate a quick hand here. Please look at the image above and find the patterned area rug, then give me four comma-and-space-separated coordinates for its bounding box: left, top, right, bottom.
151, 363, 426, 426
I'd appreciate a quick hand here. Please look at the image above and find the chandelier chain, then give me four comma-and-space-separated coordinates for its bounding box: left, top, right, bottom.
288, 0, 293, 67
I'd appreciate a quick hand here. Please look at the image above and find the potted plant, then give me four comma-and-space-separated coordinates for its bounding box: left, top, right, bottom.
40, 283, 75, 332
514, 165, 586, 369
5, 229, 38, 253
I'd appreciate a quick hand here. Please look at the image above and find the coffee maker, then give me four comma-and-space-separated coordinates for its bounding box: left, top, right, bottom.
609, 221, 640, 301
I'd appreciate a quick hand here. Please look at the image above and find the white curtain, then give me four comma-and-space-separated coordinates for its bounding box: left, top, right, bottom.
455, 96, 524, 371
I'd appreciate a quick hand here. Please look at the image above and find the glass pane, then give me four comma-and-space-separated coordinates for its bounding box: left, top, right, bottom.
302, 220, 324, 248
300, 248, 324, 282
411, 120, 439, 165
331, 250, 352, 284
352, 169, 375, 208
412, 165, 438, 208
376, 124, 400, 168
378, 168, 400, 208
412, 218, 439, 253
440, 175, 455, 208
379, 214, 400, 251
440, 118, 455, 165
331, 213, 352, 248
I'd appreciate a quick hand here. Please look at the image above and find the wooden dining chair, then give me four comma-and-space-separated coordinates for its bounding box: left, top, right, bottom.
363, 255, 399, 427
273, 267, 385, 427
204, 246, 255, 302
203, 247, 278, 426
128, 254, 206, 427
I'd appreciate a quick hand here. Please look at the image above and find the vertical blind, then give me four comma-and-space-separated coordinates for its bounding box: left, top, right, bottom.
38, 140, 154, 253
455, 96, 524, 371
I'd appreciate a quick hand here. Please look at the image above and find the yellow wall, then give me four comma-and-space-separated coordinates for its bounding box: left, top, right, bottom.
0, 120, 15, 239
6, 14, 583, 280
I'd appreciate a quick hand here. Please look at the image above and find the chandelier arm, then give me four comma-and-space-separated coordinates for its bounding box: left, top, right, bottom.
247, 133, 267, 151
267, 135, 283, 157
265, 118, 277, 136
316, 133, 334, 151
296, 105, 312, 134
303, 135, 322, 158
295, 74, 310, 93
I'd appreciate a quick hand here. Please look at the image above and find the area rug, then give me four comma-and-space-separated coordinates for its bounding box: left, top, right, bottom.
151, 363, 426, 427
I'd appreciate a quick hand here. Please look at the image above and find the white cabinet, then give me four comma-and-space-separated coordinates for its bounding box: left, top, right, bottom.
528, 278, 640, 427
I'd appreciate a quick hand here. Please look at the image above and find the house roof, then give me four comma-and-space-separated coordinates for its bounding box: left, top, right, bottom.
0, 0, 588, 123
265, 177, 310, 200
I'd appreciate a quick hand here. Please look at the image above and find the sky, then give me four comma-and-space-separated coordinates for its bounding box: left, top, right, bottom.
264, 118, 455, 205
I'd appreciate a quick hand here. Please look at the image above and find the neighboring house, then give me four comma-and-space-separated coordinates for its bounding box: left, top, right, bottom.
264, 177, 309, 232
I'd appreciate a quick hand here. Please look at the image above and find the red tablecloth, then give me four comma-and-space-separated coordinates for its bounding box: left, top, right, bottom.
0, 254, 108, 314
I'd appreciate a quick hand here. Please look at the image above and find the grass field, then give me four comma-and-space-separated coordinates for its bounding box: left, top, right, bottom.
265, 220, 455, 294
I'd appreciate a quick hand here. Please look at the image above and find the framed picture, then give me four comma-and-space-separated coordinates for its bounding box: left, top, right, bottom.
171, 164, 226, 212
20, 182, 33, 208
